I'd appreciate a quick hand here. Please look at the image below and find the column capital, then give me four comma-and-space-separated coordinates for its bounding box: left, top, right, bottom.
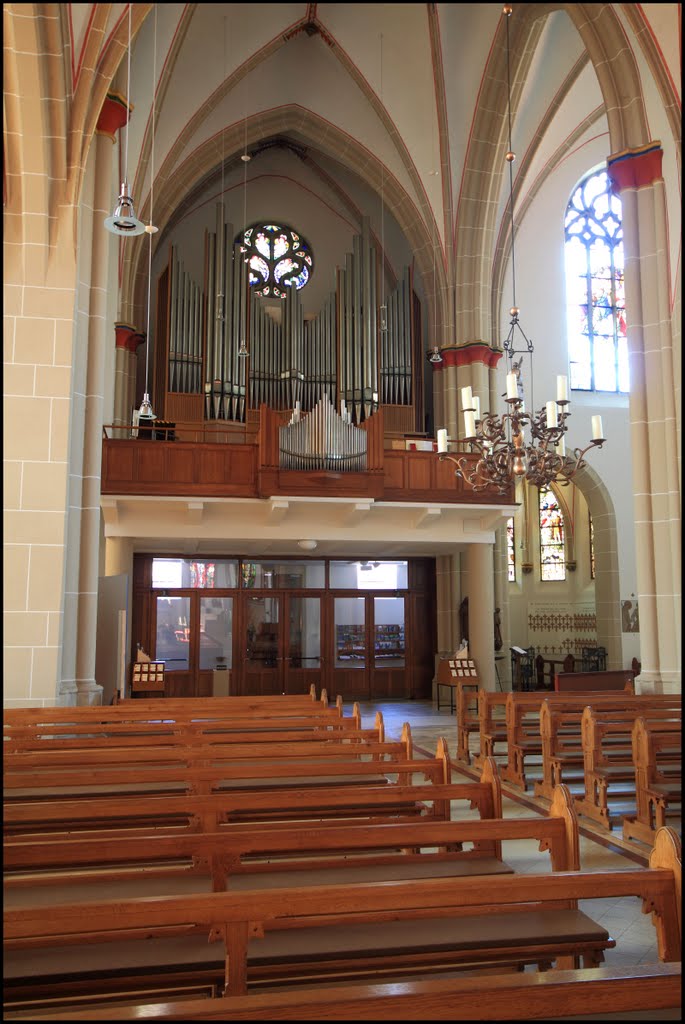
96, 92, 133, 141
115, 323, 146, 352
607, 142, 663, 193
431, 342, 504, 371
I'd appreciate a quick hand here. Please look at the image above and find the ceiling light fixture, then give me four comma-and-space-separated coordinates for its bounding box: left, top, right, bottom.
105, 5, 145, 236
138, 5, 159, 422
436, 4, 605, 492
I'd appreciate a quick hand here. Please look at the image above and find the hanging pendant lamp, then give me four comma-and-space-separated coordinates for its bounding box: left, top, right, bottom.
105, 5, 145, 236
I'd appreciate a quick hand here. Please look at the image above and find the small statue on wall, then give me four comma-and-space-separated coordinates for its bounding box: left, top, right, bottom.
494, 607, 503, 651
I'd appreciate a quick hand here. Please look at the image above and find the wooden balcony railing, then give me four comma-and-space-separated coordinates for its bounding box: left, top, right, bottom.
101, 410, 515, 506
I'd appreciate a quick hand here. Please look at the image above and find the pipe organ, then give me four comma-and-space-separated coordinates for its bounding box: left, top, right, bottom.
380, 265, 413, 406
168, 247, 204, 395
279, 393, 367, 472
160, 208, 419, 432
203, 205, 249, 423
249, 286, 336, 413
338, 217, 379, 424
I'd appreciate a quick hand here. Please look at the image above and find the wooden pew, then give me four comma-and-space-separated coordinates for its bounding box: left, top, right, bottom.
3, 721, 410, 787
622, 717, 682, 846
554, 670, 635, 693
8, 762, 582, 901
498, 691, 647, 791
470, 690, 508, 767
574, 706, 682, 829
534, 696, 682, 802
3, 734, 458, 838
4, 824, 681, 1008
455, 679, 481, 763
9, 964, 680, 1021
495, 691, 677, 791
3, 711, 386, 754
2, 686, 335, 725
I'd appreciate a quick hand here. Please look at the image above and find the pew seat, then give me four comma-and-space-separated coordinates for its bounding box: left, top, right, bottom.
5, 964, 680, 1021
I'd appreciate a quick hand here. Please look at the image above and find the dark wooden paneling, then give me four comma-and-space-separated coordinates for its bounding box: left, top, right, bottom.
102, 439, 514, 503
104, 445, 135, 483
407, 455, 432, 490
136, 445, 167, 481
229, 446, 257, 484
383, 452, 406, 489
166, 447, 197, 483
198, 448, 227, 485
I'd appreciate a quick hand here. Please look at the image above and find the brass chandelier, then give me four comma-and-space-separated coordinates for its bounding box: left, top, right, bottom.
436, 4, 605, 494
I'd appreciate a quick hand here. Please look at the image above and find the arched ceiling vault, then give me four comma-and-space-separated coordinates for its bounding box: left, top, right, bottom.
46, 3, 677, 341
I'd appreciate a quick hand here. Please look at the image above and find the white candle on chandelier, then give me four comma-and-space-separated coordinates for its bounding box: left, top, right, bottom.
506, 372, 518, 400
546, 401, 558, 428
557, 375, 569, 402
437, 428, 448, 453
464, 410, 476, 438
461, 385, 473, 409
592, 415, 604, 440
556, 436, 566, 457
473, 396, 481, 421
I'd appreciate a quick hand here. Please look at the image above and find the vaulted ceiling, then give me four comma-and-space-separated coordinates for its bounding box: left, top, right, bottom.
62, 3, 680, 329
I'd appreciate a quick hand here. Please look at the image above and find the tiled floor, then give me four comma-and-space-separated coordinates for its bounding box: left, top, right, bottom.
355, 698, 681, 973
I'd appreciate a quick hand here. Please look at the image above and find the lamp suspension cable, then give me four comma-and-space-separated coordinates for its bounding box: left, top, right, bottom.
105, 4, 145, 235
379, 33, 388, 333
435, 3, 605, 493
238, 71, 250, 357
217, 16, 227, 323
428, 73, 442, 364
139, 4, 159, 421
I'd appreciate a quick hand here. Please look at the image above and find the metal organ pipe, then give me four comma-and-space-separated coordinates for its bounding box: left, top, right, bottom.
279, 394, 367, 472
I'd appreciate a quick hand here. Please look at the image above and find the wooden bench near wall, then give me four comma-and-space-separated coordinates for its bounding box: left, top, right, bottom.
554, 670, 635, 693
4, 823, 681, 1011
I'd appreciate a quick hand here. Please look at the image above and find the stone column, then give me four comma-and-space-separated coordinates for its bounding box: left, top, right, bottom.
464, 542, 496, 691
608, 143, 681, 692
59, 101, 128, 706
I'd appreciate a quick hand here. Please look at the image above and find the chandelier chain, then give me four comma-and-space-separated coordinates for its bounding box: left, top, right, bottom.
435, 3, 605, 494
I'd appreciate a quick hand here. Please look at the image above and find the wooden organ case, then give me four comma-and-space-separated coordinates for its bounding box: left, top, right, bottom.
154, 210, 425, 451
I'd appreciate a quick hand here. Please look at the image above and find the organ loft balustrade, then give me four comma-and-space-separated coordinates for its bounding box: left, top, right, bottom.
101, 404, 514, 505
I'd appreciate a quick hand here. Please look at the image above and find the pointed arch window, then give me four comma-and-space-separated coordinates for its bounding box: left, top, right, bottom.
564, 170, 628, 393
539, 486, 565, 581
589, 512, 595, 580
506, 517, 516, 582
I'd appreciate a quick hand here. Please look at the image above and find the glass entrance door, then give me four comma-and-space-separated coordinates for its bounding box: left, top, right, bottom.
243, 595, 283, 694
332, 595, 370, 699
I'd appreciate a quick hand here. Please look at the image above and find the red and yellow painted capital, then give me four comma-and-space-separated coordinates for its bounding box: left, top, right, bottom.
96, 92, 133, 141
430, 342, 504, 371
115, 323, 145, 353
607, 142, 663, 193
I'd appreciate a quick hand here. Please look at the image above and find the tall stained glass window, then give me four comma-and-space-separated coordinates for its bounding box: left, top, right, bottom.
589, 512, 595, 580
239, 222, 314, 298
539, 486, 566, 581
564, 170, 628, 393
506, 517, 516, 582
